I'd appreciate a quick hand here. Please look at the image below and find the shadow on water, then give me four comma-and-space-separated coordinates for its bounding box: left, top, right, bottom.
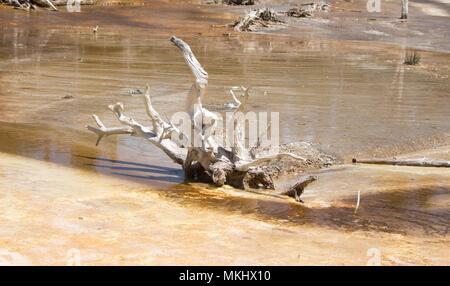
0, 122, 449, 236
0, 122, 184, 186
79, 156, 184, 183
154, 183, 450, 236
76, 155, 180, 171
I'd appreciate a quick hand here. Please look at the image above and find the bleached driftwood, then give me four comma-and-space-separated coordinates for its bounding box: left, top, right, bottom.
352, 158, 450, 168
87, 36, 311, 190
86, 37, 334, 192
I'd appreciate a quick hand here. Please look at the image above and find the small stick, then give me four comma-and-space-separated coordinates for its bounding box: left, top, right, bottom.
354, 190, 361, 214
352, 158, 450, 168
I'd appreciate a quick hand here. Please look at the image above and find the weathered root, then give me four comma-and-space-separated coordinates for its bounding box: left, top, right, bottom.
285, 2, 330, 18
243, 167, 274, 189
281, 175, 317, 203
86, 36, 334, 191
210, 161, 234, 187
286, 8, 312, 18
233, 8, 285, 32
231, 3, 331, 32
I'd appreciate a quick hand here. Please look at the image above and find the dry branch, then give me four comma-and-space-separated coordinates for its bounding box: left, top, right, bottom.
352, 158, 450, 168
87, 36, 333, 190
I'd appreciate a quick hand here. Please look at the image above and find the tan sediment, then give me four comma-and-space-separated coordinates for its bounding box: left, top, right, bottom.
0, 0, 449, 265
0, 151, 449, 265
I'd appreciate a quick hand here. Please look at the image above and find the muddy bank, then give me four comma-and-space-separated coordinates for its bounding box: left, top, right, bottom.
0, 150, 449, 265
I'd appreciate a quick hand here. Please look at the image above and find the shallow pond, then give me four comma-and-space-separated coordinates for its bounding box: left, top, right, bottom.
0, 4, 449, 265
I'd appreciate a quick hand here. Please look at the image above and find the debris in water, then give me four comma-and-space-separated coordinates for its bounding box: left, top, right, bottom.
233, 8, 285, 32
223, 86, 248, 110
404, 51, 421, 65
127, 88, 144, 96
250, 142, 336, 178
87, 37, 335, 190
226, 0, 254, 5
285, 2, 330, 18
286, 7, 312, 18
205, 0, 255, 5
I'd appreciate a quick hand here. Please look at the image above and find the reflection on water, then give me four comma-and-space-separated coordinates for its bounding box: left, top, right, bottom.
155, 182, 449, 236
0, 122, 183, 187
1, 25, 449, 160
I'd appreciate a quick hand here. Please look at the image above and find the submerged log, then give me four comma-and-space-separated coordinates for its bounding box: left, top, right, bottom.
352, 158, 450, 168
